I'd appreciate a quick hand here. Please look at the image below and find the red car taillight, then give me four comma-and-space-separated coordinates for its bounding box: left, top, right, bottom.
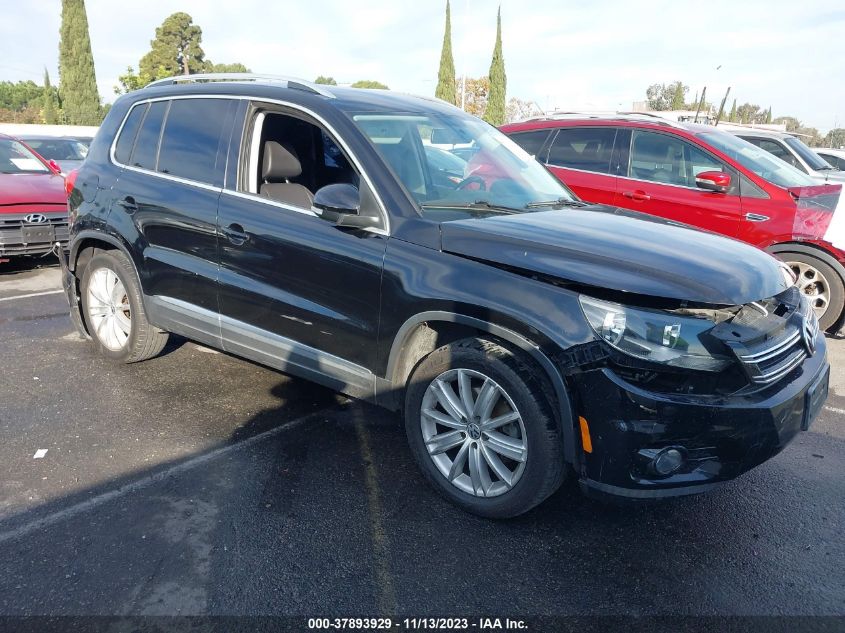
65, 168, 79, 198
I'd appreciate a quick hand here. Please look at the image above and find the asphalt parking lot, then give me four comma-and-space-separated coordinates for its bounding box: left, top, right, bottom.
0, 258, 843, 625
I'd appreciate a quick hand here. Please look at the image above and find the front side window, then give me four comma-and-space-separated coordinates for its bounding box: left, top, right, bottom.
629, 130, 726, 187
547, 127, 616, 174
784, 136, 835, 171
130, 101, 167, 171
0, 139, 49, 173
158, 99, 234, 185
350, 111, 576, 216
699, 131, 815, 189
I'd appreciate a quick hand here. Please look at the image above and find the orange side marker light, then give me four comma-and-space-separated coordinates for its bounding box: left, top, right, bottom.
579, 416, 593, 454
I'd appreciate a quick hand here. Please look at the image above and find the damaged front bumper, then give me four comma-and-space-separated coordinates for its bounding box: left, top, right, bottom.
574, 333, 829, 500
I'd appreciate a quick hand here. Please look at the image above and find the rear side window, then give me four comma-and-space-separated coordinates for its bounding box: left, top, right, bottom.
508, 130, 550, 159
158, 99, 234, 184
129, 101, 167, 170
547, 127, 616, 174
114, 103, 147, 164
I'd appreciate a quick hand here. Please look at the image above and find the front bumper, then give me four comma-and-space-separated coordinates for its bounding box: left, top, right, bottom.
574, 334, 829, 500
56, 245, 89, 339
0, 211, 69, 257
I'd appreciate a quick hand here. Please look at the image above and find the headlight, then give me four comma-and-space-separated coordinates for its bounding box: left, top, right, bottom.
579, 296, 731, 372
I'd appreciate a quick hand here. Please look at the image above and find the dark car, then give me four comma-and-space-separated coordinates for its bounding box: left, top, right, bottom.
59, 74, 829, 518
18, 136, 89, 174
0, 133, 69, 259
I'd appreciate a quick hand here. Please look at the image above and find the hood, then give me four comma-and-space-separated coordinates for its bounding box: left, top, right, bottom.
439, 207, 789, 305
0, 173, 66, 207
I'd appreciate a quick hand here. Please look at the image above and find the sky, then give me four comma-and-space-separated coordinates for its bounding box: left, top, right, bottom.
0, 0, 843, 132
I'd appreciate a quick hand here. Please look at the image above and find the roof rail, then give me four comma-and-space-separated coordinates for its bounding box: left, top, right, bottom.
520, 110, 684, 128
144, 73, 336, 98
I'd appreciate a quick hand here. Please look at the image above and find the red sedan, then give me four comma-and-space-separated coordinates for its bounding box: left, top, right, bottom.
0, 133, 69, 260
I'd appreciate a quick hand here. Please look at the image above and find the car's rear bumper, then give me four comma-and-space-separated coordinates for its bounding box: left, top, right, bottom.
574, 335, 829, 500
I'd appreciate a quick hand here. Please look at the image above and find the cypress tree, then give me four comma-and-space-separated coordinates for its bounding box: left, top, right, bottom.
766, 106, 772, 124
728, 99, 737, 122
435, 0, 457, 105
42, 69, 58, 124
59, 0, 101, 125
483, 6, 506, 125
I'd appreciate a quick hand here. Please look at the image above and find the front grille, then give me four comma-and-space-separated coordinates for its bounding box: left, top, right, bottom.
0, 211, 68, 255
732, 310, 817, 385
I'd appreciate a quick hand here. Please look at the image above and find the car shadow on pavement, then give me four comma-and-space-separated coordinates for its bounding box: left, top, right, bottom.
0, 376, 842, 618
0, 256, 58, 276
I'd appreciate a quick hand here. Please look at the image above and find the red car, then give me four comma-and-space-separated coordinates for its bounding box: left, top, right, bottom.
0, 133, 69, 260
501, 115, 845, 330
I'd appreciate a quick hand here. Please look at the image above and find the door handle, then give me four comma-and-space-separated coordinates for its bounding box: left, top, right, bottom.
622, 190, 651, 202
223, 223, 248, 246
117, 196, 138, 213
744, 213, 770, 222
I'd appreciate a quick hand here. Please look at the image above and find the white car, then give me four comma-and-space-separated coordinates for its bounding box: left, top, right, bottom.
731, 128, 845, 183
816, 148, 845, 171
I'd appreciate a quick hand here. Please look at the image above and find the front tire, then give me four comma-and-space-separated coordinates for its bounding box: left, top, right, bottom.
782, 252, 845, 331
80, 250, 168, 363
404, 337, 566, 518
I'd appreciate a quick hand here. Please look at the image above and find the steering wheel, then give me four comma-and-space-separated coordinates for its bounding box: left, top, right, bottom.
455, 175, 487, 191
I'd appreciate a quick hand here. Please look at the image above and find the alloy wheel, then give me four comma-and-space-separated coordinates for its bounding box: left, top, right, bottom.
86, 268, 132, 351
787, 260, 830, 319
420, 368, 527, 498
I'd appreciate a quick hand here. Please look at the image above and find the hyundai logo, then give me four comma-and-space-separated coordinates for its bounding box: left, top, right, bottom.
23, 213, 48, 224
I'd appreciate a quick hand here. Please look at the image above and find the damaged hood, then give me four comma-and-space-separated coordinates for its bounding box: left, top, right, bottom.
439, 207, 789, 305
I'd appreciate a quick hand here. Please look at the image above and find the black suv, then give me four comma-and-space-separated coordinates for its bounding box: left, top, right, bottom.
59, 74, 829, 518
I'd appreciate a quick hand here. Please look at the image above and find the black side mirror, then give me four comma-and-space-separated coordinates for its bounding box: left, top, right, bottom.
313, 183, 379, 228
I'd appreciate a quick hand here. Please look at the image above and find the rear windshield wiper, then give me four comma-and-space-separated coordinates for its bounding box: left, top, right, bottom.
525, 198, 589, 209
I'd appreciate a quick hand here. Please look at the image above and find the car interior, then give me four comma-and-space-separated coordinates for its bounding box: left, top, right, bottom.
243, 111, 360, 210
629, 131, 726, 188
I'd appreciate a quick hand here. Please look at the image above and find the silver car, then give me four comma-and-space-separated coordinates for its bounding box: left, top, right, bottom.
730, 128, 845, 183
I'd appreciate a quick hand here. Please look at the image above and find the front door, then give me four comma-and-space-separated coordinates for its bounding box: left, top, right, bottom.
216, 105, 387, 396
614, 129, 743, 238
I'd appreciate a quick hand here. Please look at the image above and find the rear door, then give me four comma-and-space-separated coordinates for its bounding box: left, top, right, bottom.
110, 97, 237, 343
614, 128, 743, 237
544, 126, 619, 206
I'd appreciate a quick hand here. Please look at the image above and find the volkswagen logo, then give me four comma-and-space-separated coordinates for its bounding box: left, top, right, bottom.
23, 213, 48, 224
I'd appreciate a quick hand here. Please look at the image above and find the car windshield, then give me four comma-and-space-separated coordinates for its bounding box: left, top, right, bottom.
699, 131, 815, 189
23, 138, 88, 161
783, 136, 833, 171
0, 139, 49, 174
350, 111, 576, 216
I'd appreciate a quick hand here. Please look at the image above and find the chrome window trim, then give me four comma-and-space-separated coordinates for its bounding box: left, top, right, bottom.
109, 93, 390, 236
222, 188, 318, 218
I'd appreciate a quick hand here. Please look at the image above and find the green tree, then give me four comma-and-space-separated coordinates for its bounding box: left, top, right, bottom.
0, 80, 43, 111
435, 0, 457, 105
766, 106, 772, 124
314, 76, 338, 85
209, 62, 251, 73
59, 0, 101, 125
140, 12, 208, 80
115, 66, 152, 94
42, 69, 59, 124
824, 128, 845, 149
483, 6, 506, 125
728, 98, 736, 122
351, 80, 389, 89
670, 82, 686, 110
773, 116, 801, 132
458, 76, 489, 117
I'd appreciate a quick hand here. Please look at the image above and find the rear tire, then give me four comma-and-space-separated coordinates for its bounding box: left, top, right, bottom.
80, 250, 168, 363
781, 252, 844, 331
404, 337, 566, 518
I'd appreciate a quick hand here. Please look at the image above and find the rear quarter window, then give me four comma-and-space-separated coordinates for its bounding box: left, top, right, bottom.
113, 103, 147, 164
547, 127, 616, 174
507, 130, 551, 159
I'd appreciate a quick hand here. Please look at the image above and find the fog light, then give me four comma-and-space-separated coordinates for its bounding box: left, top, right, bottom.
653, 448, 684, 476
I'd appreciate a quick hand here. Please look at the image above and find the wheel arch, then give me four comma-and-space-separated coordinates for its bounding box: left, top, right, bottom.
386, 311, 578, 467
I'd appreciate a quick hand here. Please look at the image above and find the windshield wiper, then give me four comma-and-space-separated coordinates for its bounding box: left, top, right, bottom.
421, 200, 523, 214
525, 198, 589, 209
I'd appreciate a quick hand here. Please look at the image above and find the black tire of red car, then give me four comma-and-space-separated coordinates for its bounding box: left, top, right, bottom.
781, 252, 845, 331
80, 250, 169, 363
404, 337, 566, 519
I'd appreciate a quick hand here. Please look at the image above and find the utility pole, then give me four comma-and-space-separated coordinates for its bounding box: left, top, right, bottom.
715, 86, 731, 126
694, 86, 707, 123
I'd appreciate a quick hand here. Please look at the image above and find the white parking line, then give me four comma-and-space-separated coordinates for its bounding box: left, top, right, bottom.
0, 411, 322, 545
824, 406, 845, 416
0, 289, 64, 302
